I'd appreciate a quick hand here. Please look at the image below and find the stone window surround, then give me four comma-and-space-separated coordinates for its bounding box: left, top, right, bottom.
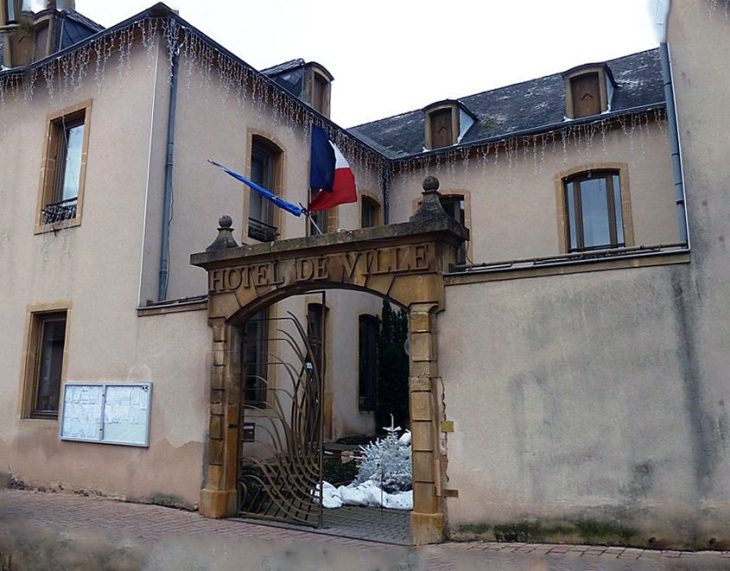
18, 301, 72, 421
359, 191, 383, 228
244, 129, 287, 244
555, 163, 634, 255
35, 99, 92, 234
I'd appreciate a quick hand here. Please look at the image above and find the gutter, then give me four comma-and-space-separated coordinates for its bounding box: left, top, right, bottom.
158, 42, 180, 301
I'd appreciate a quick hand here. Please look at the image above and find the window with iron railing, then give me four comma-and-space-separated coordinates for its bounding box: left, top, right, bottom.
37, 100, 91, 232
248, 218, 277, 242
248, 137, 282, 242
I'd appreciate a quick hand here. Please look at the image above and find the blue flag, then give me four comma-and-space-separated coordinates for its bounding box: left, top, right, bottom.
208, 159, 305, 217
309, 126, 336, 192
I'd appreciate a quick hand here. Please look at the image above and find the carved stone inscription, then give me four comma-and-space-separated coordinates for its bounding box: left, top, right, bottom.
208, 244, 435, 294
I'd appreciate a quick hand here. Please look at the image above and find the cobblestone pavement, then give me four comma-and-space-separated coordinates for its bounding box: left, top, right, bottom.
2, 489, 730, 570
235, 504, 412, 545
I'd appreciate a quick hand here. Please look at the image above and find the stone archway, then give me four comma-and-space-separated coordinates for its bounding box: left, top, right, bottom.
190, 182, 468, 545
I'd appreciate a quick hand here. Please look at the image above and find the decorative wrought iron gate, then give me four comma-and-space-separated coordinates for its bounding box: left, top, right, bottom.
237, 304, 324, 527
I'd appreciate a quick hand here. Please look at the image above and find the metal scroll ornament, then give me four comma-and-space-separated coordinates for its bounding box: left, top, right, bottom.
237, 312, 324, 526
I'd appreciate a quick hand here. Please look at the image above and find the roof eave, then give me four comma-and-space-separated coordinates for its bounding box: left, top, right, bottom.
389, 102, 667, 164
0, 2, 390, 164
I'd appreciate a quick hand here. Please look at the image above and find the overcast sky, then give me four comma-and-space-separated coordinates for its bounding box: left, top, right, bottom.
73, 1, 659, 128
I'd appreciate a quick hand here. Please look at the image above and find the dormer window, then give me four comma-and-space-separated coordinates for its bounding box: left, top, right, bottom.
563, 64, 616, 119
311, 72, 328, 115
423, 100, 476, 150
262, 60, 333, 117
305, 64, 333, 117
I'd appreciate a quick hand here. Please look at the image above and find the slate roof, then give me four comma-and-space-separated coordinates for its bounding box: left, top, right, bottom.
59, 9, 105, 50
262, 59, 306, 99
349, 49, 665, 160
261, 58, 306, 76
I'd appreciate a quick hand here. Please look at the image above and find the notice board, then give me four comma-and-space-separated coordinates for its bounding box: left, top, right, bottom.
60, 382, 152, 447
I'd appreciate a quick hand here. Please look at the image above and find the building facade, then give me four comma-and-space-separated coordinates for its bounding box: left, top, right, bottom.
1, 0, 729, 547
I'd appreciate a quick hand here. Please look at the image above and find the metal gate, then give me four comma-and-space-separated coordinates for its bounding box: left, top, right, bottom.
237, 303, 324, 527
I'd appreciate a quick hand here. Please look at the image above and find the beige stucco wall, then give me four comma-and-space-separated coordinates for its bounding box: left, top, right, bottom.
439, 0, 730, 546
388, 120, 677, 263
160, 51, 383, 301
0, 37, 210, 506
440, 264, 706, 539
0, 23, 386, 506
317, 290, 382, 439
667, 0, 730, 497
6, 309, 210, 504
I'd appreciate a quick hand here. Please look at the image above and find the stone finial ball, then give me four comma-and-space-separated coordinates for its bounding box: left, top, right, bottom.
423, 175, 440, 192
218, 215, 233, 228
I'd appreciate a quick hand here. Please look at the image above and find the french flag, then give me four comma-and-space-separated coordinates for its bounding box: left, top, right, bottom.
308, 126, 357, 212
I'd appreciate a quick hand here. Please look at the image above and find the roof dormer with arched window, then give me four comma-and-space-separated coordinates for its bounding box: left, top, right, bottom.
562, 63, 617, 119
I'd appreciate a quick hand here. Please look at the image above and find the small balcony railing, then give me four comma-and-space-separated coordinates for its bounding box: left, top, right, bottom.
248, 218, 277, 242
42, 197, 77, 224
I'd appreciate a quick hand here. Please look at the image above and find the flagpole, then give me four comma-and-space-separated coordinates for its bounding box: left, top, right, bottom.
305, 209, 323, 235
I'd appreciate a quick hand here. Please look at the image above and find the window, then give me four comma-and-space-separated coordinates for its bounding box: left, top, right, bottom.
38, 101, 91, 231
21, 0, 44, 12
564, 171, 625, 251
307, 303, 325, 380
570, 73, 601, 118
306, 65, 333, 117
242, 309, 269, 408
440, 195, 468, 265
423, 100, 475, 150
358, 315, 378, 412
24, 310, 68, 419
311, 73, 327, 114
248, 137, 281, 242
4, 0, 17, 23
360, 195, 381, 229
562, 64, 615, 119
430, 108, 454, 149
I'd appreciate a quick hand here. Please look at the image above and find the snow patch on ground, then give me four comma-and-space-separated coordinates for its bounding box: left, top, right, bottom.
315, 480, 413, 510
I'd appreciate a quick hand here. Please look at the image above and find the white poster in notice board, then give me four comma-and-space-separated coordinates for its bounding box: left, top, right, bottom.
59, 383, 104, 442
60, 382, 152, 447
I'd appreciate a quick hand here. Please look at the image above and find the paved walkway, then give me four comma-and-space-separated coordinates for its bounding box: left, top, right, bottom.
237, 504, 412, 545
2, 489, 730, 570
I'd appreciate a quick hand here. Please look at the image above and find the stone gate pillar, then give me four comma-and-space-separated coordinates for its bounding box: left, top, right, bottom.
199, 317, 241, 518
409, 301, 445, 545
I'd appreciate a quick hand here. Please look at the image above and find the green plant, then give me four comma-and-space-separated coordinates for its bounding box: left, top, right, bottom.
376, 300, 409, 431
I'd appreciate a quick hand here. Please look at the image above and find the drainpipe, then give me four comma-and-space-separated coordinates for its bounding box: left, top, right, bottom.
660, 43, 689, 246
158, 44, 180, 301
654, 0, 689, 246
